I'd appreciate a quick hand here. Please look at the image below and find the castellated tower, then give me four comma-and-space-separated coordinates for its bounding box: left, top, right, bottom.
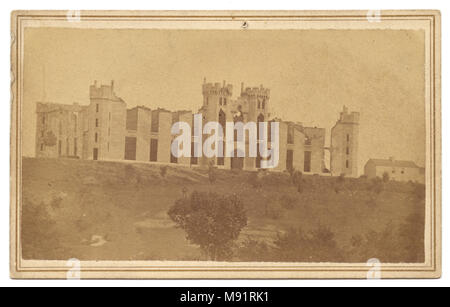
201, 79, 233, 167
330, 106, 360, 177
202, 79, 233, 123
239, 84, 270, 123
87, 80, 127, 160
200, 79, 271, 170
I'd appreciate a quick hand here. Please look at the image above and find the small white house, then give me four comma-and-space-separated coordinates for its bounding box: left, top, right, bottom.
364, 157, 425, 183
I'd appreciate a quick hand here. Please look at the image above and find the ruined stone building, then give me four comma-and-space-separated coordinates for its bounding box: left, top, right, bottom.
35, 80, 360, 176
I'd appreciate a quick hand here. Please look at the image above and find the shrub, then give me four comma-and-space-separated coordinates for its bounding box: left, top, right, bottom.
382, 171, 390, 183
297, 181, 304, 194
248, 172, 262, 189
237, 238, 272, 262
291, 170, 303, 186
160, 165, 168, 178
279, 194, 298, 210
371, 177, 383, 194
168, 191, 247, 261
21, 198, 60, 259
42, 131, 57, 147
413, 184, 425, 201
208, 163, 217, 184
273, 225, 342, 262
265, 203, 284, 220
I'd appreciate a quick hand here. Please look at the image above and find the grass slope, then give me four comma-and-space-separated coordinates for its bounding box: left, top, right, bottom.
21, 157, 425, 262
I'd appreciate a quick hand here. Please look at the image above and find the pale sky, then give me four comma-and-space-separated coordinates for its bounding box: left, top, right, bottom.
23, 28, 426, 174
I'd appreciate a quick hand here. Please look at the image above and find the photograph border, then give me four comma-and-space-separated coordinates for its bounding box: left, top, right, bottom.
10, 10, 441, 279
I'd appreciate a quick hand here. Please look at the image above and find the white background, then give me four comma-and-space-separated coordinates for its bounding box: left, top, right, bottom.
0, 0, 447, 287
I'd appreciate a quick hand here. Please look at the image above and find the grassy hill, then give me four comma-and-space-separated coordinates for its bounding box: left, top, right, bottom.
21, 157, 425, 262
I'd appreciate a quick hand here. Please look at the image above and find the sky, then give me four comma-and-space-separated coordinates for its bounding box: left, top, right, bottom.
22, 28, 426, 174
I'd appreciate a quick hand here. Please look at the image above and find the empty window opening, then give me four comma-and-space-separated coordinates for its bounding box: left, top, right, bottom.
304, 151, 312, 172
150, 139, 158, 162
124, 136, 137, 160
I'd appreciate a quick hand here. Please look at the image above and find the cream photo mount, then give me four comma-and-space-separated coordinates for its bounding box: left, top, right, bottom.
10, 10, 441, 279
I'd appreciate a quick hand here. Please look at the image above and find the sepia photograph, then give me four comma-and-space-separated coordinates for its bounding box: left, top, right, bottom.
10, 10, 441, 279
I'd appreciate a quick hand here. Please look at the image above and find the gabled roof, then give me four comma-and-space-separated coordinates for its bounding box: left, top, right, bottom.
366, 159, 419, 168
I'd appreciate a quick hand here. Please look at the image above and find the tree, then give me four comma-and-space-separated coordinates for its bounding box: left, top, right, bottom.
382, 171, 390, 183
208, 161, 217, 184
42, 131, 57, 147
21, 198, 60, 259
371, 177, 383, 195
160, 165, 168, 178
248, 171, 261, 189
168, 191, 247, 261
273, 224, 342, 262
291, 170, 302, 186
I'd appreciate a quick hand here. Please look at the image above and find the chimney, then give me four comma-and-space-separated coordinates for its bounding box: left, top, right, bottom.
223, 80, 226, 87
94, 80, 97, 87
111, 80, 114, 90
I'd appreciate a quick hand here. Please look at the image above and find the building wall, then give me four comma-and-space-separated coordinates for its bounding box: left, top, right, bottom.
85, 81, 127, 161
36, 103, 86, 159
125, 107, 152, 162
109, 100, 127, 160
274, 120, 288, 172
154, 109, 172, 163
331, 106, 359, 177
176, 111, 193, 166
35, 81, 361, 177
364, 162, 425, 183
303, 127, 325, 174
292, 126, 306, 172
364, 162, 377, 178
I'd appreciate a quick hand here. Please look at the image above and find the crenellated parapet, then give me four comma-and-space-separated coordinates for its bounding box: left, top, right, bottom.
337, 106, 360, 124
240, 84, 270, 99
89, 80, 123, 102
202, 80, 233, 97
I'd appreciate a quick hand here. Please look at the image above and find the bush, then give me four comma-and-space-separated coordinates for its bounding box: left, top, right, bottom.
279, 194, 298, 210
291, 170, 303, 186
382, 171, 390, 183
413, 184, 425, 200
21, 198, 61, 259
42, 131, 57, 147
237, 238, 272, 262
248, 172, 262, 189
124, 164, 141, 184
370, 177, 383, 194
265, 202, 284, 220
168, 191, 247, 261
273, 225, 343, 262
160, 165, 168, 178
208, 162, 217, 184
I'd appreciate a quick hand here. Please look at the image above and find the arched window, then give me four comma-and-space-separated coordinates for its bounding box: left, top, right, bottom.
257, 113, 265, 141
256, 113, 265, 169
217, 109, 226, 166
